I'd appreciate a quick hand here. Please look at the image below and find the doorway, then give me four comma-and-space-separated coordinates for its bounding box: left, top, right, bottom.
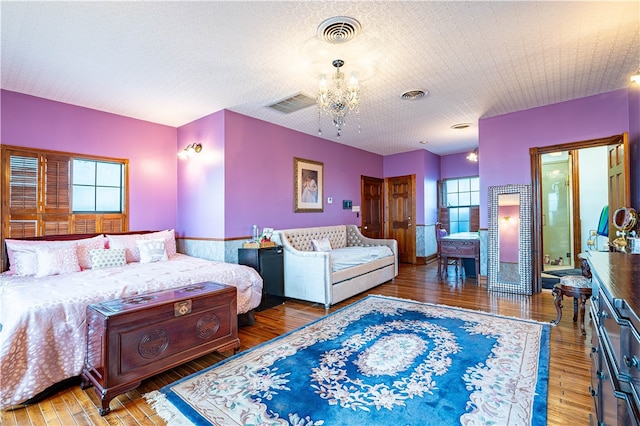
530, 133, 628, 292
541, 152, 574, 269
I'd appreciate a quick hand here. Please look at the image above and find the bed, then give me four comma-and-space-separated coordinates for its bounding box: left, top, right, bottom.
0, 230, 263, 410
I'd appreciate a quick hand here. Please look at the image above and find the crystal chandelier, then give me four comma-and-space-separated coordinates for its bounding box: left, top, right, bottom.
317, 59, 360, 138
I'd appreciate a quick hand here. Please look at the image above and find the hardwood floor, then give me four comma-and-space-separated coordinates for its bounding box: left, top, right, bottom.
1, 262, 593, 425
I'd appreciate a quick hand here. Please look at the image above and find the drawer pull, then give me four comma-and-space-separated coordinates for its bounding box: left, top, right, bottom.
596, 370, 606, 380
624, 355, 640, 370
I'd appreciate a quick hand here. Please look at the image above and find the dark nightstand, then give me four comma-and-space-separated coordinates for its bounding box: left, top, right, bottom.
238, 246, 285, 311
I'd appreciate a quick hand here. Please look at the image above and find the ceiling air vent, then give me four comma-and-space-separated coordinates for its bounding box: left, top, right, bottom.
401, 90, 428, 100
267, 93, 316, 114
318, 16, 362, 44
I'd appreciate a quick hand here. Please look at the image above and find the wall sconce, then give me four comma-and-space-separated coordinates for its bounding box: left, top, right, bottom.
466, 148, 478, 162
178, 143, 202, 158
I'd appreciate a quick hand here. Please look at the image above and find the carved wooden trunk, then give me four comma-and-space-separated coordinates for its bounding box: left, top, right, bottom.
81, 281, 239, 415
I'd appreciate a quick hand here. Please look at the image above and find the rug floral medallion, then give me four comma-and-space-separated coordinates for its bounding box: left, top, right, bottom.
146, 295, 550, 425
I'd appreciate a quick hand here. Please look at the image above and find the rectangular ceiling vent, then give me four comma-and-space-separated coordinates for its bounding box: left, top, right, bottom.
266, 93, 316, 114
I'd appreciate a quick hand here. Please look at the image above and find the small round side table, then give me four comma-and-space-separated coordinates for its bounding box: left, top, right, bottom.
550, 275, 592, 335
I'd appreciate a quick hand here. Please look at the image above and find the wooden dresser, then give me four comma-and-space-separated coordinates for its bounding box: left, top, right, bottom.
587, 251, 640, 425
81, 282, 240, 415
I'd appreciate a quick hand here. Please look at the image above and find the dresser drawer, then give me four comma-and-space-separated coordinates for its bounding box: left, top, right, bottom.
440, 240, 478, 256
600, 293, 624, 373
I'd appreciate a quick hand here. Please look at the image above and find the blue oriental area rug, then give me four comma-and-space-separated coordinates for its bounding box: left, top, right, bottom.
146, 295, 549, 425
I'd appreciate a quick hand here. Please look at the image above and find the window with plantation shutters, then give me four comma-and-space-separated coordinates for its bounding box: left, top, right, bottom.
2, 145, 129, 270
437, 177, 480, 234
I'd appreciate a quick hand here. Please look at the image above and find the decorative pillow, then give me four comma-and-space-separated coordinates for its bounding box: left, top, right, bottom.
76, 235, 106, 269
5, 236, 106, 275
142, 229, 177, 257
137, 239, 168, 264
5, 239, 48, 275
35, 244, 81, 278
89, 248, 127, 269
311, 238, 332, 252
106, 234, 142, 263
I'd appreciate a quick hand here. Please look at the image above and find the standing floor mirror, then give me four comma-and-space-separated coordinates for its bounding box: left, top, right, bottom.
488, 184, 533, 295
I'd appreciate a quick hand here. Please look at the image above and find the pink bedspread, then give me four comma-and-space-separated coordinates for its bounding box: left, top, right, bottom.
0, 254, 262, 409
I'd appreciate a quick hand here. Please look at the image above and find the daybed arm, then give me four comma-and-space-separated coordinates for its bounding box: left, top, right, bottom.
273, 231, 333, 306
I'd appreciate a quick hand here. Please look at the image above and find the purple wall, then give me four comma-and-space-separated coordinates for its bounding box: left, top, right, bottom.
1, 90, 178, 231
176, 110, 226, 239
478, 89, 632, 227
440, 152, 479, 179
177, 110, 384, 239
383, 149, 441, 226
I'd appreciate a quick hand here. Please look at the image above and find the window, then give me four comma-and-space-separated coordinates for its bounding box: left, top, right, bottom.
1, 145, 129, 245
72, 159, 124, 212
438, 177, 479, 234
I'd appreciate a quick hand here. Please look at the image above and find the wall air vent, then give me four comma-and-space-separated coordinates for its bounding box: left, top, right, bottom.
266, 93, 316, 114
317, 16, 362, 44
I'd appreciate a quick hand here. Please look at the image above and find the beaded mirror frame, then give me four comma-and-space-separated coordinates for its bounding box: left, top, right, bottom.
487, 184, 532, 295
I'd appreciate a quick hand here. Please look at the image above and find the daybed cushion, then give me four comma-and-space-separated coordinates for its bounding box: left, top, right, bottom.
330, 245, 393, 271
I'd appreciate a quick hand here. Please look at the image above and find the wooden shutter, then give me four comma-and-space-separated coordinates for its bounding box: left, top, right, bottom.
43, 155, 70, 213
6, 152, 39, 238
41, 154, 71, 233
9, 154, 38, 212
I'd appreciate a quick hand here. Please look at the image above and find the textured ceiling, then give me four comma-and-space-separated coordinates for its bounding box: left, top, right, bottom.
1, 1, 639, 156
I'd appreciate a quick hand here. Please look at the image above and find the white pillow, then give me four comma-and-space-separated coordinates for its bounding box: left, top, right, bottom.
90, 248, 127, 269
137, 239, 168, 264
35, 244, 81, 278
107, 230, 177, 262
5, 236, 105, 275
311, 238, 332, 252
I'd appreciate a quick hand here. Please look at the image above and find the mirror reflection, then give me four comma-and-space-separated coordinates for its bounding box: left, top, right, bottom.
498, 193, 520, 284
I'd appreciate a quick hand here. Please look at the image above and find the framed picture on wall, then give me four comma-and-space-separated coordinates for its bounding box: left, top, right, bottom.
294, 157, 323, 212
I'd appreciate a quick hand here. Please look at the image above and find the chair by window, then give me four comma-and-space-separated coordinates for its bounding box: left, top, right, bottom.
436, 222, 462, 279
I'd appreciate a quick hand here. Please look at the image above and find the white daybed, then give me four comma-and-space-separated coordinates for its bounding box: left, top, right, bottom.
273, 225, 397, 308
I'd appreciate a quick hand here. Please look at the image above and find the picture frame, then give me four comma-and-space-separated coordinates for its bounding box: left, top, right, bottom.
294, 157, 323, 212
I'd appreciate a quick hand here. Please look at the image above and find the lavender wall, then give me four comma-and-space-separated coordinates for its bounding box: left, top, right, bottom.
176, 110, 226, 239
478, 89, 631, 227
177, 110, 385, 239
440, 152, 479, 179
0, 90, 178, 231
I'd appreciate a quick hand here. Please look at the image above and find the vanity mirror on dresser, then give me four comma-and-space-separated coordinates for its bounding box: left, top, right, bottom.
587, 251, 640, 425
